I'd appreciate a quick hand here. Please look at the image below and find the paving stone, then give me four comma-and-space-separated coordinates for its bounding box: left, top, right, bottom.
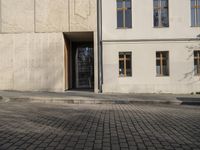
0, 103, 199, 150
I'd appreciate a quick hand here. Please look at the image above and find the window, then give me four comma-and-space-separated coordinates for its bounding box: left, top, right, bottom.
119, 52, 132, 77
194, 51, 200, 75
153, 0, 169, 27
156, 51, 169, 76
117, 0, 132, 28
191, 0, 200, 27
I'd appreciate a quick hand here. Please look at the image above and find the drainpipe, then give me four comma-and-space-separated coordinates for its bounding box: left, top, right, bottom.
97, 0, 103, 93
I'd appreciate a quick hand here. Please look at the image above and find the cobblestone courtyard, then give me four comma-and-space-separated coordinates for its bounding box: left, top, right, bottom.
0, 102, 199, 150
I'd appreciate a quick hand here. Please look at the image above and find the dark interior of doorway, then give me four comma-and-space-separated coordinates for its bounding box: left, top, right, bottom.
71, 42, 94, 90
64, 32, 94, 92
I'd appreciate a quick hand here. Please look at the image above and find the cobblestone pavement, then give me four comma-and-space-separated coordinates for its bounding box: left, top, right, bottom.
0, 102, 199, 150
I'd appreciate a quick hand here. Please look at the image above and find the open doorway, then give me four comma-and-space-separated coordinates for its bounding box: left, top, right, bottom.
64, 32, 94, 91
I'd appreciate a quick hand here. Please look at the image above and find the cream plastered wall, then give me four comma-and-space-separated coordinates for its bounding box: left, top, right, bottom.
0, 0, 97, 92
102, 0, 200, 40
102, 41, 200, 94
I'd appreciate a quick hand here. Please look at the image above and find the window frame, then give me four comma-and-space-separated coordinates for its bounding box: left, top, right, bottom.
116, 0, 132, 29
156, 51, 170, 77
153, 0, 169, 28
194, 50, 200, 75
191, 0, 200, 27
119, 52, 132, 77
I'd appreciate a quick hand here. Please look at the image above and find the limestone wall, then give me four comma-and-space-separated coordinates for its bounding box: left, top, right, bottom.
1, 0, 34, 33
0, 33, 65, 92
0, 0, 97, 33
35, 0, 69, 32
69, 0, 96, 32
0, 0, 97, 92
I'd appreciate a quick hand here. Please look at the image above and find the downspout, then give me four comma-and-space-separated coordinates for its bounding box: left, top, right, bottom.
97, 0, 103, 93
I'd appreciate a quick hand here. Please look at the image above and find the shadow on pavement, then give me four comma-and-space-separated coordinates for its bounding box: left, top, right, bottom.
177, 97, 200, 105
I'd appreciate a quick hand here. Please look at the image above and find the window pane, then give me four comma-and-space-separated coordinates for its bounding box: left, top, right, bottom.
191, 8, 196, 26
119, 60, 124, 76
154, 0, 159, 8
194, 65, 198, 75
126, 53, 131, 59
156, 60, 161, 75
194, 51, 198, 57
117, 10, 123, 28
125, 0, 131, 8
117, 0, 123, 8
198, 8, 200, 26
156, 67, 161, 75
191, 0, 195, 7
194, 59, 198, 66
125, 9, 132, 28
161, 0, 168, 8
154, 0, 159, 27
194, 58, 198, 75
156, 59, 161, 65
126, 60, 131, 69
161, 8, 169, 27
126, 59, 132, 76
154, 10, 159, 27
119, 54, 124, 59
162, 52, 168, 59
163, 65, 169, 75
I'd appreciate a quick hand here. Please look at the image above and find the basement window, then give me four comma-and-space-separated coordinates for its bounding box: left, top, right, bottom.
194, 50, 200, 75
156, 51, 169, 76
119, 52, 132, 77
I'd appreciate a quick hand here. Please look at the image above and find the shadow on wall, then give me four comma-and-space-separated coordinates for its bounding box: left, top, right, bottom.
178, 43, 200, 85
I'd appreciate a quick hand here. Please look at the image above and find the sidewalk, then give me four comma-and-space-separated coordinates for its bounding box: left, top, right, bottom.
0, 90, 200, 105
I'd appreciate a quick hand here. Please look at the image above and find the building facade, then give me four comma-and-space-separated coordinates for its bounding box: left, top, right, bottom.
0, 0, 99, 92
101, 0, 200, 93
0, 0, 199, 94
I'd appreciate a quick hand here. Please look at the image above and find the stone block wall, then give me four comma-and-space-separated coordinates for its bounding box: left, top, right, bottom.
1, 0, 34, 33
0, 0, 97, 92
0, 0, 97, 33
0, 33, 65, 91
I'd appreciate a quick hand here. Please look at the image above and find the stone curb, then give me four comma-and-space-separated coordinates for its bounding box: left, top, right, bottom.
0, 96, 182, 105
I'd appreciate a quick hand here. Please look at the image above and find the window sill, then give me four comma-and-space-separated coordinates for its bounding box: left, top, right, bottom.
191, 26, 200, 28
116, 27, 132, 30
119, 76, 132, 78
156, 75, 170, 77
153, 26, 169, 28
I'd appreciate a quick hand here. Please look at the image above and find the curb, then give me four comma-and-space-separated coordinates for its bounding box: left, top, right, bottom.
0, 96, 182, 105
